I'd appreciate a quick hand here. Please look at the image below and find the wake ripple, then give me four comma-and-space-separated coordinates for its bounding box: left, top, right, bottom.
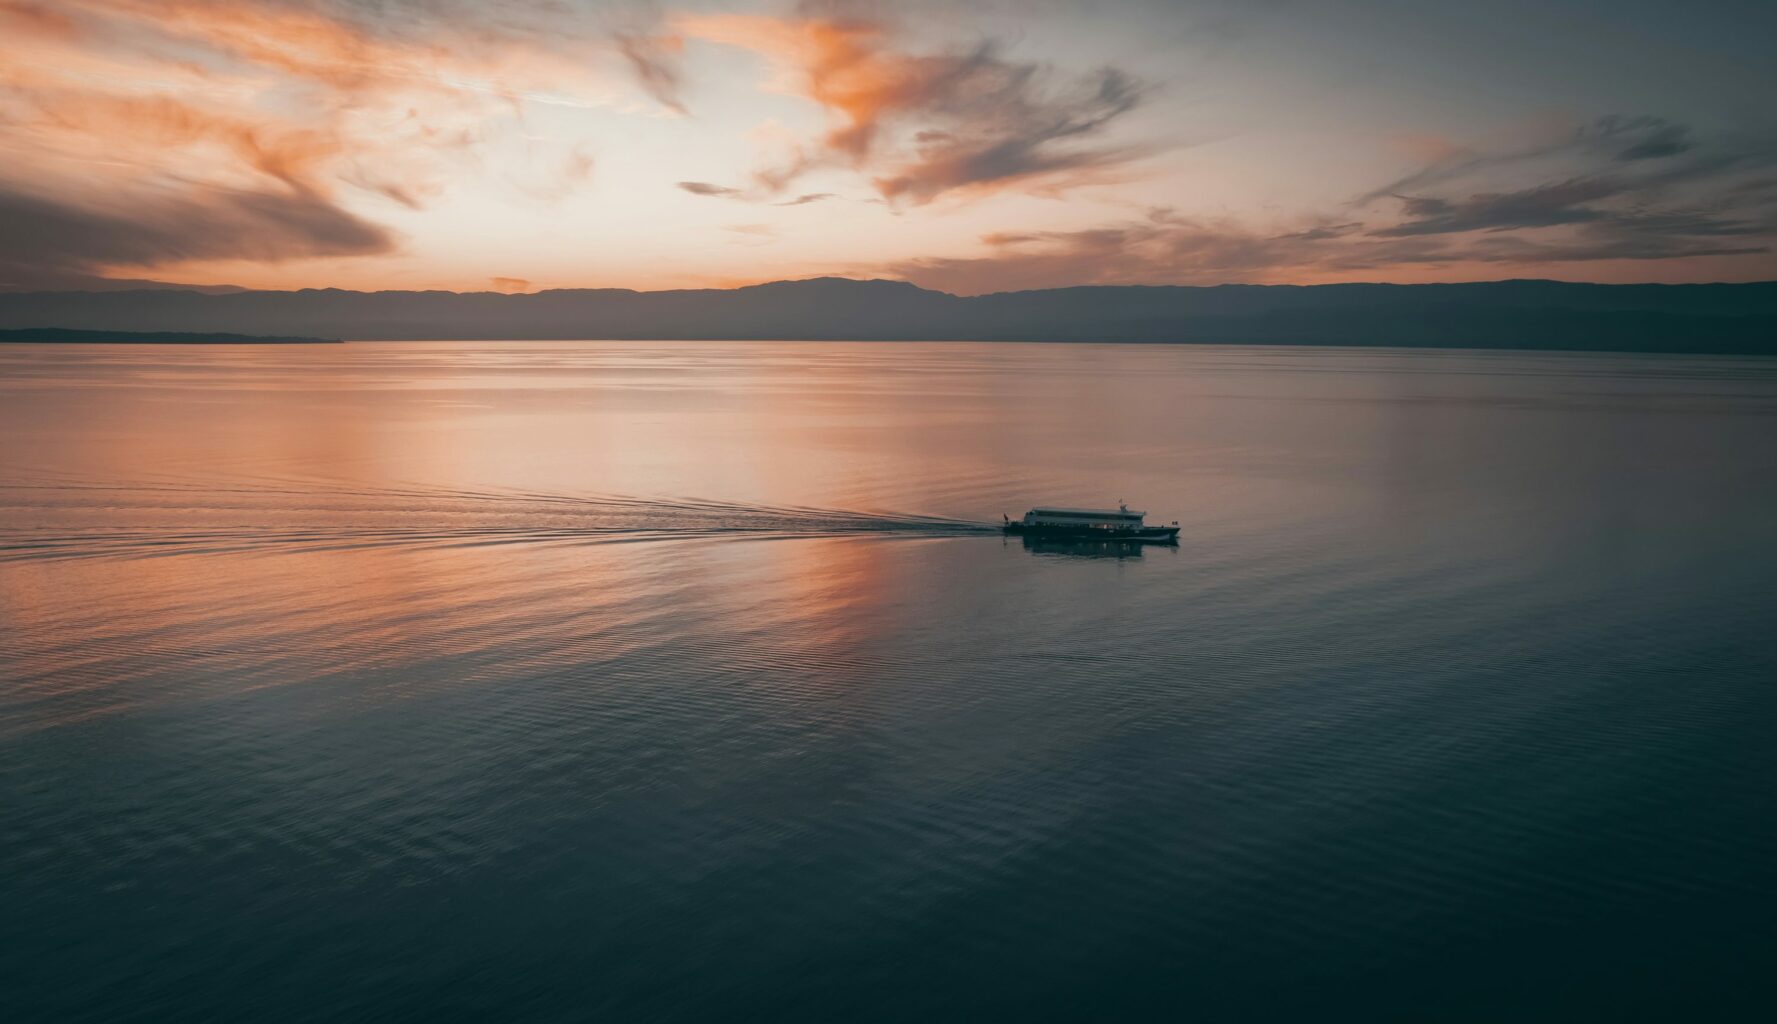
0, 479, 998, 562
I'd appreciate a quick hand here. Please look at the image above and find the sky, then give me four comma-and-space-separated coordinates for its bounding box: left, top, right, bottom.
2, 0, 1775, 294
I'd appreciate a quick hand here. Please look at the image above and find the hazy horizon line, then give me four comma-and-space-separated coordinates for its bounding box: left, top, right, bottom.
11, 275, 1777, 300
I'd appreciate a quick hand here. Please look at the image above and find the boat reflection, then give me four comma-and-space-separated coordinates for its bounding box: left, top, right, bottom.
1015, 534, 1174, 559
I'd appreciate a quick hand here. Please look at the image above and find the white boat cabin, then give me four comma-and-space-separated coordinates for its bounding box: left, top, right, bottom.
1021, 503, 1147, 528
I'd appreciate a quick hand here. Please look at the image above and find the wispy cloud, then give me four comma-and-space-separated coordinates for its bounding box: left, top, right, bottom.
616, 31, 688, 115
882, 113, 1777, 294
680, 11, 1154, 204
885, 210, 1331, 293
1356, 115, 1777, 270
678, 181, 744, 197
1360, 115, 1768, 204
1372, 178, 1626, 236
0, 181, 394, 290
677, 182, 841, 207
0, 0, 679, 285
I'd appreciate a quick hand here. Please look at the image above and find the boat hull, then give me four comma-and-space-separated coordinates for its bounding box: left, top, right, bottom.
1003, 523, 1179, 543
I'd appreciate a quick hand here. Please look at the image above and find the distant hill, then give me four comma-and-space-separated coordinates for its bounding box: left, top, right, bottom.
1, 279, 1773, 354
0, 328, 338, 344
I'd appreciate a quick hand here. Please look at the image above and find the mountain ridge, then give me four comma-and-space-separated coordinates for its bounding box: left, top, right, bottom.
3, 278, 1774, 354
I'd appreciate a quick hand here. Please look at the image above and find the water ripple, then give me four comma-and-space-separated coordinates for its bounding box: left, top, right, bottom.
0, 479, 997, 562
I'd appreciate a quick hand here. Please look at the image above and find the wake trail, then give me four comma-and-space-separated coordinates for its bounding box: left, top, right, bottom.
0, 478, 999, 562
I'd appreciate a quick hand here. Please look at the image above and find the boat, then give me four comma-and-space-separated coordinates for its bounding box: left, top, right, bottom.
1002, 502, 1180, 543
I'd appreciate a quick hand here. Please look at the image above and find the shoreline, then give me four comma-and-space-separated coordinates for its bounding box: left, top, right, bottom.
0, 329, 341, 344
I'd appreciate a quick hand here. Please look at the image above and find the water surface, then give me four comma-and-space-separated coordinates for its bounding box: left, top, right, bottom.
3, 342, 1775, 1021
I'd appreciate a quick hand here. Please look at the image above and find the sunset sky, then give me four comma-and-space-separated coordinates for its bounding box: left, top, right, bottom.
3, 0, 1775, 294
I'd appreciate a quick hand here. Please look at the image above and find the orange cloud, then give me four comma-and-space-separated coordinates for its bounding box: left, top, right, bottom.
0, 0, 671, 286
53, 0, 620, 100
0, 1, 80, 40
681, 16, 915, 160
32, 91, 340, 189
679, 12, 1151, 205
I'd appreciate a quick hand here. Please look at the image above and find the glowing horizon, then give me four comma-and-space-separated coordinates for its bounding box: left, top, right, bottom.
3, 0, 1774, 295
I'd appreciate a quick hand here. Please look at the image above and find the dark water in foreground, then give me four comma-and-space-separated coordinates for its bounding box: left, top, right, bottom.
2, 342, 1775, 1021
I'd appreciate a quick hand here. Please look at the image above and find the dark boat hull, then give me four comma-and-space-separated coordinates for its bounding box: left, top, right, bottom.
1003, 523, 1179, 543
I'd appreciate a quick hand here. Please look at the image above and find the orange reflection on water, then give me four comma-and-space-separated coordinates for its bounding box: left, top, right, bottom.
8, 337, 1590, 740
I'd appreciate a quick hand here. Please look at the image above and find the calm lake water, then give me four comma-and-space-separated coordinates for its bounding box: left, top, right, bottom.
3, 341, 1775, 1022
